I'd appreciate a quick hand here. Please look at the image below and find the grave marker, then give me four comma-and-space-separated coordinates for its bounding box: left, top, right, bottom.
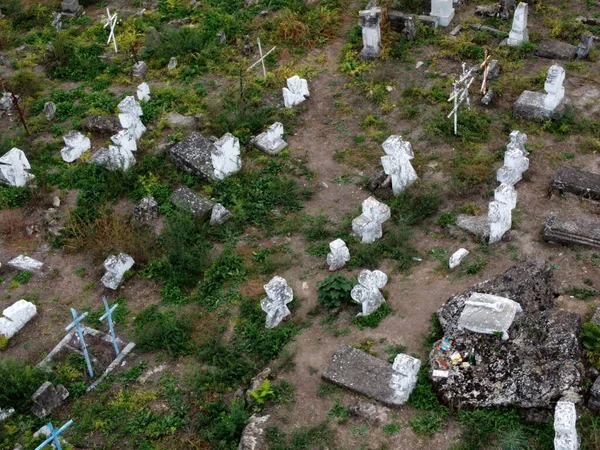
447, 63, 476, 135
247, 38, 276, 78
351, 269, 388, 316
65, 308, 94, 378
34, 420, 73, 450
99, 296, 120, 356
380, 135, 418, 195
104, 8, 118, 53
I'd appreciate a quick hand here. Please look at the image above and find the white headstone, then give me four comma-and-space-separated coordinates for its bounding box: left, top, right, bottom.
457, 292, 522, 340
118, 113, 146, 141
544, 65, 566, 110
101, 253, 134, 290
494, 183, 517, 209
168, 57, 178, 71
61, 131, 91, 163
351, 269, 388, 316
430, 0, 455, 27
554, 400, 579, 450
282, 75, 309, 108
43, 101, 56, 120
136, 82, 150, 102
89, 145, 136, 171
488, 200, 512, 244
507, 2, 528, 46
0, 300, 37, 339
381, 135, 418, 195
327, 239, 350, 271
352, 196, 391, 244
252, 122, 288, 155
212, 133, 242, 180
389, 354, 421, 404
0, 148, 35, 187
118, 96, 143, 117
8, 255, 43, 271
496, 143, 529, 186
111, 129, 138, 153
261, 276, 293, 328
359, 4, 382, 60
449, 248, 469, 269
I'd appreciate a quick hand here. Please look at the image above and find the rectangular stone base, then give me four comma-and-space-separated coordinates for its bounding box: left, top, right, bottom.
513, 91, 564, 120
543, 215, 600, 249
552, 166, 600, 201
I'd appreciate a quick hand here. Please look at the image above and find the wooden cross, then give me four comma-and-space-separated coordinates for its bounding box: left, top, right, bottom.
480, 50, 492, 94
447, 63, 476, 135
34, 420, 73, 450
247, 38, 276, 78
65, 308, 94, 378
104, 8, 118, 53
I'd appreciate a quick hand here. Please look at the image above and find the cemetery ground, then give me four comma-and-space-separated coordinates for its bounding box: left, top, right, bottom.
1, 0, 600, 449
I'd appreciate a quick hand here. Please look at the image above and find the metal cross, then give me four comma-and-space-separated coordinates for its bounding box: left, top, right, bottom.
103, 8, 118, 53
34, 420, 73, 450
65, 308, 94, 378
247, 38, 276, 78
51, 12, 62, 31
480, 50, 492, 94
447, 62, 476, 135
99, 296, 120, 356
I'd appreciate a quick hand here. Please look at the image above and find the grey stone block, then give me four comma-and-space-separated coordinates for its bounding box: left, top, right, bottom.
169, 133, 216, 180
31, 382, 69, 418
589, 376, 600, 412
513, 91, 565, 120
534, 40, 578, 60
543, 215, 600, 249
170, 187, 214, 220
552, 166, 600, 201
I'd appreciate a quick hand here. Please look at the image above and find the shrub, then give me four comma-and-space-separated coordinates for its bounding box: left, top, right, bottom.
316, 274, 354, 309
0, 186, 32, 209
390, 189, 442, 226
45, 34, 106, 81
353, 303, 393, 329
438, 212, 456, 227
409, 410, 446, 437
133, 305, 193, 357
8, 70, 43, 100
582, 321, 600, 369
0, 358, 47, 412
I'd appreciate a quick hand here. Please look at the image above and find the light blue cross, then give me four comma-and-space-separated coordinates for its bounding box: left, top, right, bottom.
65, 308, 94, 378
34, 420, 73, 450
99, 296, 120, 356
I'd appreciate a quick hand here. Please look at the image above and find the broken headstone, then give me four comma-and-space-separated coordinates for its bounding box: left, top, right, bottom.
101, 253, 134, 290
327, 239, 350, 271
457, 292, 523, 340
359, 3, 382, 60
61, 131, 91, 163
251, 122, 288, 155
8, 255, 43, 271
543, 215, 600, 250
170, 187, 214, 220
449, 248, 469, 269
352, 196, 391, 244
282, 75, 309, 108
534, 40, 578, 60
506, 2, 528, 46
430, 0, 455, 27
514, 64, 566, 120
31, 382, 69, 419
89, 146, 136, 171
136, 82, 150, 102
0, 148, 35, 187
261, 276, 293, 328
551, 166, 600, 201
380, 135, 418, 196
0, 299, 37, 339
132, 61, 148, 77
210, 203, 232, 225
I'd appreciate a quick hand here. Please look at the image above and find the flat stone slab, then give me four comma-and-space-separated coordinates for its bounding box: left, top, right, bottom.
456, 214, 489, 238
543, 215, 600, 249
8, 255, 44, 271
322, 344, 418, 406
534, 40, 578, 60
552, 166, 600, 201
170, 187, 214, 220
0, 299, 37, 339
513, 91, 565, 120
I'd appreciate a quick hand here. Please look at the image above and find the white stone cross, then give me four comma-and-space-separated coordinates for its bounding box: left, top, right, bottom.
351, 269, 388, 316
247, 38, 276, 78
51, 12, 62, 31
327, 239, 350, 271
61, 131, 91, 163
496, 130, 529, 186
0, 148, 35, 187
282, 75, 309, 108
380, 135, 418, 196
212, 133, 242, 180
261, 276, 293, 328
447, 63, 476, 135
352, 196, 391, 244
104, 8, 118, 53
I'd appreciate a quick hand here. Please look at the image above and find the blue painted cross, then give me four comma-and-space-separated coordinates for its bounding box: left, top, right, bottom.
65, 308, 94, 378
34, 420, 73, 450
99, 296, 120, 356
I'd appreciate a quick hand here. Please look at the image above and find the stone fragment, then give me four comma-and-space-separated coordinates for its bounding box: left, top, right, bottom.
456, 214, 489, 239
577, 33, 594, 59
282, 75, 309, 108
89, 146, 136, 171
431, 0, 455, 27
418, 15, 439, 28
380, 135, 417, 196
534, 40, 578, 60
552, 166, 600, 201
500, 0, 516, 18
514, 64, 566, 120
481, 90, 495, 106
0, 300, 37, 339
118, 97, 146, 142
132, 61, 148, 77
0, 148, 34, 187
506, 2, 528, 46
61, 0, 82, 15
542, 215, 600, 250
167, 112, 195, 129
475, 4, 501, 17
449, 248, 469, 269
554, 400, 579, 450
351, 269, 388, 316
359, 4, 382, 60
43, 102, 56, 120
101, 253, 134, 290
0, 92, 13, 110
217, 31, 226, 45
261, 276, 293, 328
170, 187, 214, 220
238, 415, 269, 450
167, 57, 178, 71
457, 292, 523, 340
210, 203, 232, 225
350, 402, 390, 425
327, 239, 350, 271
61, 131, 91, 163
488, 199, 512, 244
8, 255, 43, 272
352, 196, 391, 244
322, 344, 419, 406
488, 60, 500, 79
111, 129, 137, 153
251, 122, 288, 155
169, 132, 241, 181
588, 376, 600, 412
31, 382, 69, 418
497, 131, 529, 186
132, 196, 158, 227
136, 82, 150, 102
81, 115, 121, 135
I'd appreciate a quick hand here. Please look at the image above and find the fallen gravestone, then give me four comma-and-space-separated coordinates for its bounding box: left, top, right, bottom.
101, 253, 134, 290
0, 148, 35, 187
534, 40, 578, 60
210, 203, 232, 225
322, 344, 420, 406
514, 64, 566, 120
554, 400, 579, 450
61, 131, 91, 163
81, 115, 121, 135
31, 382, 69, 418
542, 215, 600, 249
430, 259, 582, 409
551, 166, 600, 201
457, 293, 523, 340
449, 248, 469, 269
89, 146, 136, 171
8, 255, 44, 271
0, 299, 37, 339
170, 187, 214, 220
261, 276, 293, 328
251, 122, 288, 155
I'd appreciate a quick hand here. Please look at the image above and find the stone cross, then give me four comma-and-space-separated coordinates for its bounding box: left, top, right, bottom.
430, 0, 455, 27
136, 82, 150, 102
34, 420, 74, 450
506, 2, 528, 46
51, 12, 62, 31
61, 130, 91, 163
65, 308, 94, 378
447, 63, 476, 135
496, 130, 529, 186
352, 196, 391, 244
488, 184, 516, 244
380, 135, 418, 196
554, 400, 579, 450
0, 148, 35, 187
103, 8, 118, 53
247, 37, 276, 78
544, 65, 565, 110
261, 276, 293, 328
359, 3, 382, 60
43, 101, 56, 120
212, 133, 242, 180
327, 239, 350, 271
99, 296, 120, 356
351, 269, 388, 316
117, 96, 146, 141
282, 75, 310, 108
389, 354, 421, 404
480, 50, 492, 94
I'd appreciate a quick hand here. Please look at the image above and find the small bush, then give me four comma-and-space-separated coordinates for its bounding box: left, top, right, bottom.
13, 271, 32, 285
317, 274, 354, 309
438, 212, 456, 227
133, 305, 193, 357
0, 186, 32, 209
582, 321, 600, 369
0, 358, 47, 412
353, 303, 393, 329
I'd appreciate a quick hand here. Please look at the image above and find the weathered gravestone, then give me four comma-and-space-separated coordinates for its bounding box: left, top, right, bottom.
132, 196, 158, 228
322, 344, 420, 406
101, 253, 134, 290
551, 166, 600, 201
168, 57, 178, 71
588, 376, 600, 412
238, 415, 270, 450
577, 33, 594, 59
430, 0, 455, 27
89, 145, 135, 171
118, 96, 146, 141
31, 382, 69, 419
251, 122, 288, 155
0, 148, 35, 187
496, 130, 529, 186
506, 2, 528, 46
430, 259, 582, 409
0, 92, 13, 110
514, 64, 566, 120
132, 61, 147, 77
61, 131, 91, 163
380, 135, 418, 196
449, 248, 469, 269
136, 82, 150, 102
457, 293, 523, 340
8, 255, 44, 271
351, 269, 388, 316
542, 215, 600, 250
261, 276, 293, 328
534, 40, 578, 60
61, 0, 82, 15
359, 2, 382, 60
282, 75, 309, 108
111, 129, 137, 153
169, 132, 242, 180
170, 187, 214, 220
352, 196, 391, 244
81, 115, 121, 135
554, 400, 579, 450
0, 299, 37, 339
210, 203, 232, 225
327, 239, 350, 271
43, 102, 56, 120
